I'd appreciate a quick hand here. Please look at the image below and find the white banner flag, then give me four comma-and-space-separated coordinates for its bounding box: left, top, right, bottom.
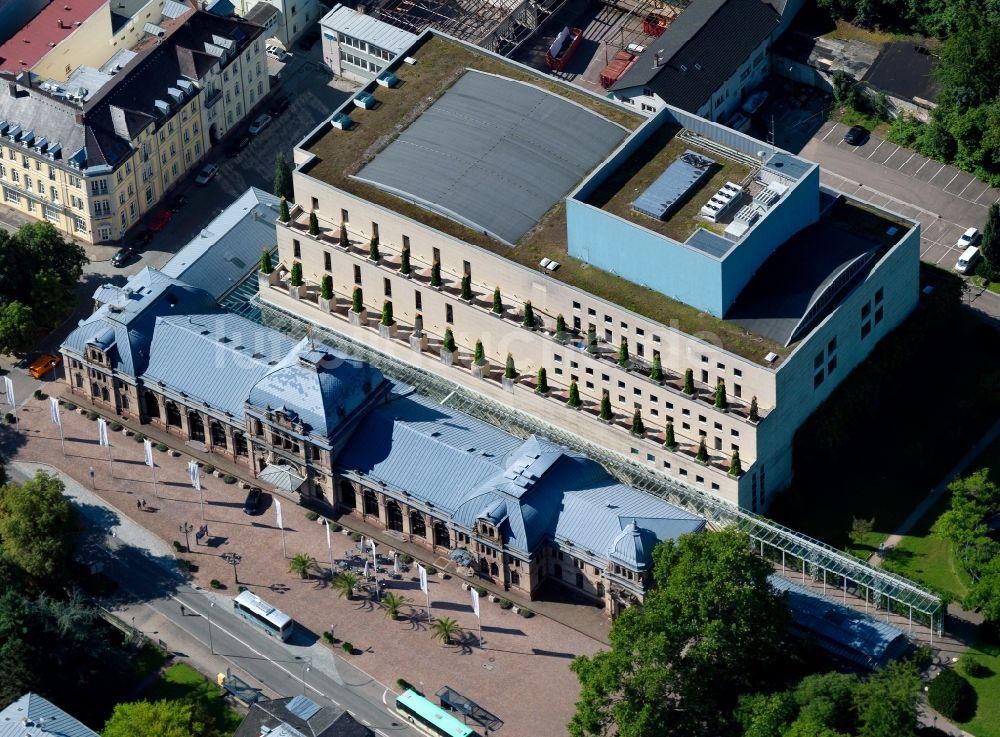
49, 397, 61, 427
188, 460, 200, 490
470, 586, 480, 618
143, 438, 154, 467
418, 563, 428, 595
3, 376, 13, 407
97, 417, 110, 447
325, 519, 332, 550
275, 499, 283, 530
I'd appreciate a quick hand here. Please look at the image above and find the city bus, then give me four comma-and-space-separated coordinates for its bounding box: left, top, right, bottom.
395, 690, 481, 737
232, 590, 294, 640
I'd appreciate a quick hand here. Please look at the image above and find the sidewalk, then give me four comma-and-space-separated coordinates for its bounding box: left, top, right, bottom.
9, 394, 605, 737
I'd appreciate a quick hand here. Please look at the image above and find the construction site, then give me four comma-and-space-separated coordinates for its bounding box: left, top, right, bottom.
512, 0, 689, 93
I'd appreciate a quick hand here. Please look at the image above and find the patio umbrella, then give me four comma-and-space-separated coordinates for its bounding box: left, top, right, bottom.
364, 560, 369, 579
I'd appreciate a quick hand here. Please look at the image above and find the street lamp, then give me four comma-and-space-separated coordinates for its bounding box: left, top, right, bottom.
207, 601, 215, 654
180, 522, 194, 552
222, 551, 243, 584
296, 655, 312, 695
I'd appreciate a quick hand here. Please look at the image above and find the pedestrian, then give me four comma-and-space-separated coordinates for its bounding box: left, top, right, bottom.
137, 499, 142, 510
141, 499, 147, 510
180, 604, 186, 616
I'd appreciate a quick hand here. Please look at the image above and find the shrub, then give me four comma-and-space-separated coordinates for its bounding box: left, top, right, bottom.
400, 247, 411, 275
442, 328, 457, 353
368, 235, 380, 262
341, 642, 353, 654
696, 438, 708, 463
351, 286, 363, 313
425, 565, 437, 575
320, 274, 333, 300
749, 396, 759, 422
33, 389, 45, 400
401, 553, 413, 564
522, 300, 535, 328
351, 532, 362, 542
223, 474, 236, 484
474, 586, 487, 596
203, 464, 215, 474
261, 247, 274, 272
381, 300, 394, 326
134, 433, 145, 442
110, 422, 123, 432
86, 410, 98, 421
64, 402, 76, 410
536, 367, 548, 394
492, 286, 503, 314
499, 598, 512, 609
630, 409, 644, 436
460, 274, 473, 301
664, 422, 677, 450
650, 352, 663, 382
555, 314, 566, 335
683, 368, 694, 395
331, 523, 342, 532
599, 393, 613, 421
322, 631, 334, 644
567, 381, 581, 409
209, 579, 223, 589
396, 678, 413, 692
172, 540, 183, 552
927, 668, 974, 720
290, 261, 303, 287
308, 210, 320, 236
964, 657, 992, 678
306, 511, 320, 521
156, 443, 168, 452
237, 585, 247, 594
430, 260, 442, 287
517, 607, 534, 618
4, 413, 15, 424
504, 353, 516, 379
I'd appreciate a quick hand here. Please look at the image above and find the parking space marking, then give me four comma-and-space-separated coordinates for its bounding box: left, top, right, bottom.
866, 140, 885, 159
819, 122, 838, 142
914, 162, 944, 183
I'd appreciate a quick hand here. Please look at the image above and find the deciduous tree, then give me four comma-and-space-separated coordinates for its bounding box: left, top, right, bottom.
0, 471, 78, 580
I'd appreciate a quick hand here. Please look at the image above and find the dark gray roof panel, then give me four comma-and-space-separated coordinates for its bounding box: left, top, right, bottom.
684, 227, 732, 257
354, 70, 628, 244
862, 42, 939, 103
613, 0, 779, 113
632, 149, 716, 220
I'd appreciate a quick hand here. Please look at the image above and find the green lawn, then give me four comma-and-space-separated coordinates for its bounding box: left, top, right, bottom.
132, 642, 169, 681
958, 641, 1000, 737
145, 663, 243, 736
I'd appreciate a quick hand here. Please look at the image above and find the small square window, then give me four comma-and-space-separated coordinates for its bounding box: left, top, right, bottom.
711, 482, 720, 491
570, 361, 579, 369
679, 468, 688, 477
554, 354, 562, 363
650, 408, 659, 416
874, 306, 884, 324
554, 367, 563, 375
874, 287, 884, 304
828, 356, 838, 373
573, 301, 581, 310
587, 308, 596, 316
653, 334, 661, 343
604, 314, 612, 323
733, 368, 742, 377
602, 374, 609, 382
716, 362, 725, 370
828, 337, 837, 354
646, 453, 655, 462
618, 380, 626, 389
663, 461, 671, 469
618, 395, 626, 403
633, 387, 641, 396
650, 394, 658, 403
698, 415, 706, 424
861, 321, 871, 338
630, 447, 639, 455
696, 475, 704, 484
731, 428, 740, 437
682, 422, 691, 430
586, 381, 594, 390
701, 355, 709, 363
714, 422, 722, 430
814, 352, 824, 370
665, 401, 673, 410
586, 367, 594, 375
814, 370, 824, 388
861, 302, 871, 318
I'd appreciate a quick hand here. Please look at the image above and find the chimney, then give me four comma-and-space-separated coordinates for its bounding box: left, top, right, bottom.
7, 82, 17, 98
74, 112, 84, 125
653, 51, 662, 68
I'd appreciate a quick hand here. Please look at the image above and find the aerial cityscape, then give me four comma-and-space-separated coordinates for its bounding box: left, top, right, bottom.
0, 0, 999, 736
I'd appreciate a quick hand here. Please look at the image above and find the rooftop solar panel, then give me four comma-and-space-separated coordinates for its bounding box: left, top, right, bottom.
353, 70, 628, 245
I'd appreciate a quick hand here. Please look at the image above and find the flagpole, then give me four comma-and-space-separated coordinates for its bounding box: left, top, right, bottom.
326, 521, 334, 575
58, 420, 66, 454
107, 443, 115, 478
50, 398, 65, 454
151, 461, 159, 498
5, 378, 18, 433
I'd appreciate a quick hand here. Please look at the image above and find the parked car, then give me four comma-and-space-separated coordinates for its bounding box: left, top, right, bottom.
243, 487, 263, 515
956, 227, 980, 249
167, 194, 187, 213
956, 246, 980, 274
111, 246, 139, 267
843, 125, 869, 145
266, 45, 289, 61
269, 94, 291, 117
249, 114, 272, 136
148, 209, 172, 232
226, 134, 251, 157
194, 163, 218, 185
28, 354, 61, 379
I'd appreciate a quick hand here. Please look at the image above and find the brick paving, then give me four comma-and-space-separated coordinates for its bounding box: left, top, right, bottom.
7, 394, 605, 737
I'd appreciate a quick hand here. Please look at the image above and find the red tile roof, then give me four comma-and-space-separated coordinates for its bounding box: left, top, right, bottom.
0, 0, 108, 74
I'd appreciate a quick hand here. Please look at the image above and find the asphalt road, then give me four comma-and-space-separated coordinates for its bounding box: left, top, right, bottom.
8, 462, 417, 737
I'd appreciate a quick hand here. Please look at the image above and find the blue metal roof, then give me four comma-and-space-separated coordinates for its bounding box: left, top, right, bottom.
142, 313, 296, 418
161, 187, 280, 300
0, 693, 99, 737
337, 392, 704, 563
769, 575, 910, 669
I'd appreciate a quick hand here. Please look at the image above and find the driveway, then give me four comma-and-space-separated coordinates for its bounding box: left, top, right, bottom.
801, 121, 1000, 268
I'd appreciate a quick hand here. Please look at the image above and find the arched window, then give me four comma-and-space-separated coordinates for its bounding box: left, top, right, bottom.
143, 391, 160, 420
433, 522, 450, 548
101, 386, 109, 402
363, 489, 379, 517
576, 572, 584, 588
165, 402, 182, 427
210, 421, 227, 449
386, 500, 403, 532
510, 571, 520, 586
409, 511, 426, 538
340, 482, 356, 510
554, 564, 563, 580
233, 433, 248, 456
188, 412, 205, 442
490, 562, 499, 577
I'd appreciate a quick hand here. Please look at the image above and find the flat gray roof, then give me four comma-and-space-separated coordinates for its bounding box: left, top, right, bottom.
352, 69, 628, 244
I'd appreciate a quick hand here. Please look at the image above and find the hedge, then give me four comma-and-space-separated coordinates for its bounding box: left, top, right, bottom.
928, 668, 974, 720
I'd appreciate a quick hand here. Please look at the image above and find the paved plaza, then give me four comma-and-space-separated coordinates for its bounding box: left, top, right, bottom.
5, 393, 606, 737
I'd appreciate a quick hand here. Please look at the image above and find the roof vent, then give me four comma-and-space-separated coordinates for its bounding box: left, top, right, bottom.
764, 351, 778, 364
694, 63, 702, 70
679, 64, 688, 72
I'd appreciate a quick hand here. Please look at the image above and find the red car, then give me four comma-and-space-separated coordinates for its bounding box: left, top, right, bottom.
148, 209, 172, 232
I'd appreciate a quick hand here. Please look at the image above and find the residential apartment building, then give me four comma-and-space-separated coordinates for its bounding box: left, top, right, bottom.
0, 10, 267, 243
232, 0, 323, 45
319, 5, 416, 83
262, 30, 920, 513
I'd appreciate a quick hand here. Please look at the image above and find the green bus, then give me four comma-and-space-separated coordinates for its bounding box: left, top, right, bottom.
395, 690, 481, 737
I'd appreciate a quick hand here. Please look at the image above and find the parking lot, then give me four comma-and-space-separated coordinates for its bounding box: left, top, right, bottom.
801, 120, 1000, 269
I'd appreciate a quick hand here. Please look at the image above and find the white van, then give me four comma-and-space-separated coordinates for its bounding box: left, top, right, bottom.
956, 245, 980, 274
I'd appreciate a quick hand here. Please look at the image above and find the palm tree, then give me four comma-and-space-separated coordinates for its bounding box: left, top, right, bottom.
430, 616, 463, 646
289, 553, 317, 579
333, 571, 359, 600
381, 592, 408, 620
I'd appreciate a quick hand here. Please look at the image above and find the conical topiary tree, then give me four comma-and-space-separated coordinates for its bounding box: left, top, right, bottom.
400, 246, 411, 275
290, 261, 303, 287
278, 196, 290, 223
522, 300, 535, 328
369, 236, 380, 262
381, 300, 394, 326
492, 287, 503, 314
729, 449, 742, 477
430, 260, 442, 288
567, 381, 581, 408
339, 222, 349, 248
308, 210, 320, 236
351, 286, 363, 313
650, 351, 663, 382
587, 325, 597, 352
749, 396, 759, 422
442, 328, 456, 353
714, 379, 727, 410
260, 249, 273, 273
473, 339, 485, 365
273, 151, 293, 201
618, 337, 629, 367
630, 409, 644, 437
536, 367, 548, 393
664, 421, 676, 450
460, 274, 473, 301
696, 437, 708, 463
555, 314, 566, 336
504, 353, 516, 379
320, 274, 333, 300
683, 368, 694, 395
599, 392, 612, 421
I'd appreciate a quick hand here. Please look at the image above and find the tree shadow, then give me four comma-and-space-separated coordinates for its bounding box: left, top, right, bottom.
0, 421, 28, 460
